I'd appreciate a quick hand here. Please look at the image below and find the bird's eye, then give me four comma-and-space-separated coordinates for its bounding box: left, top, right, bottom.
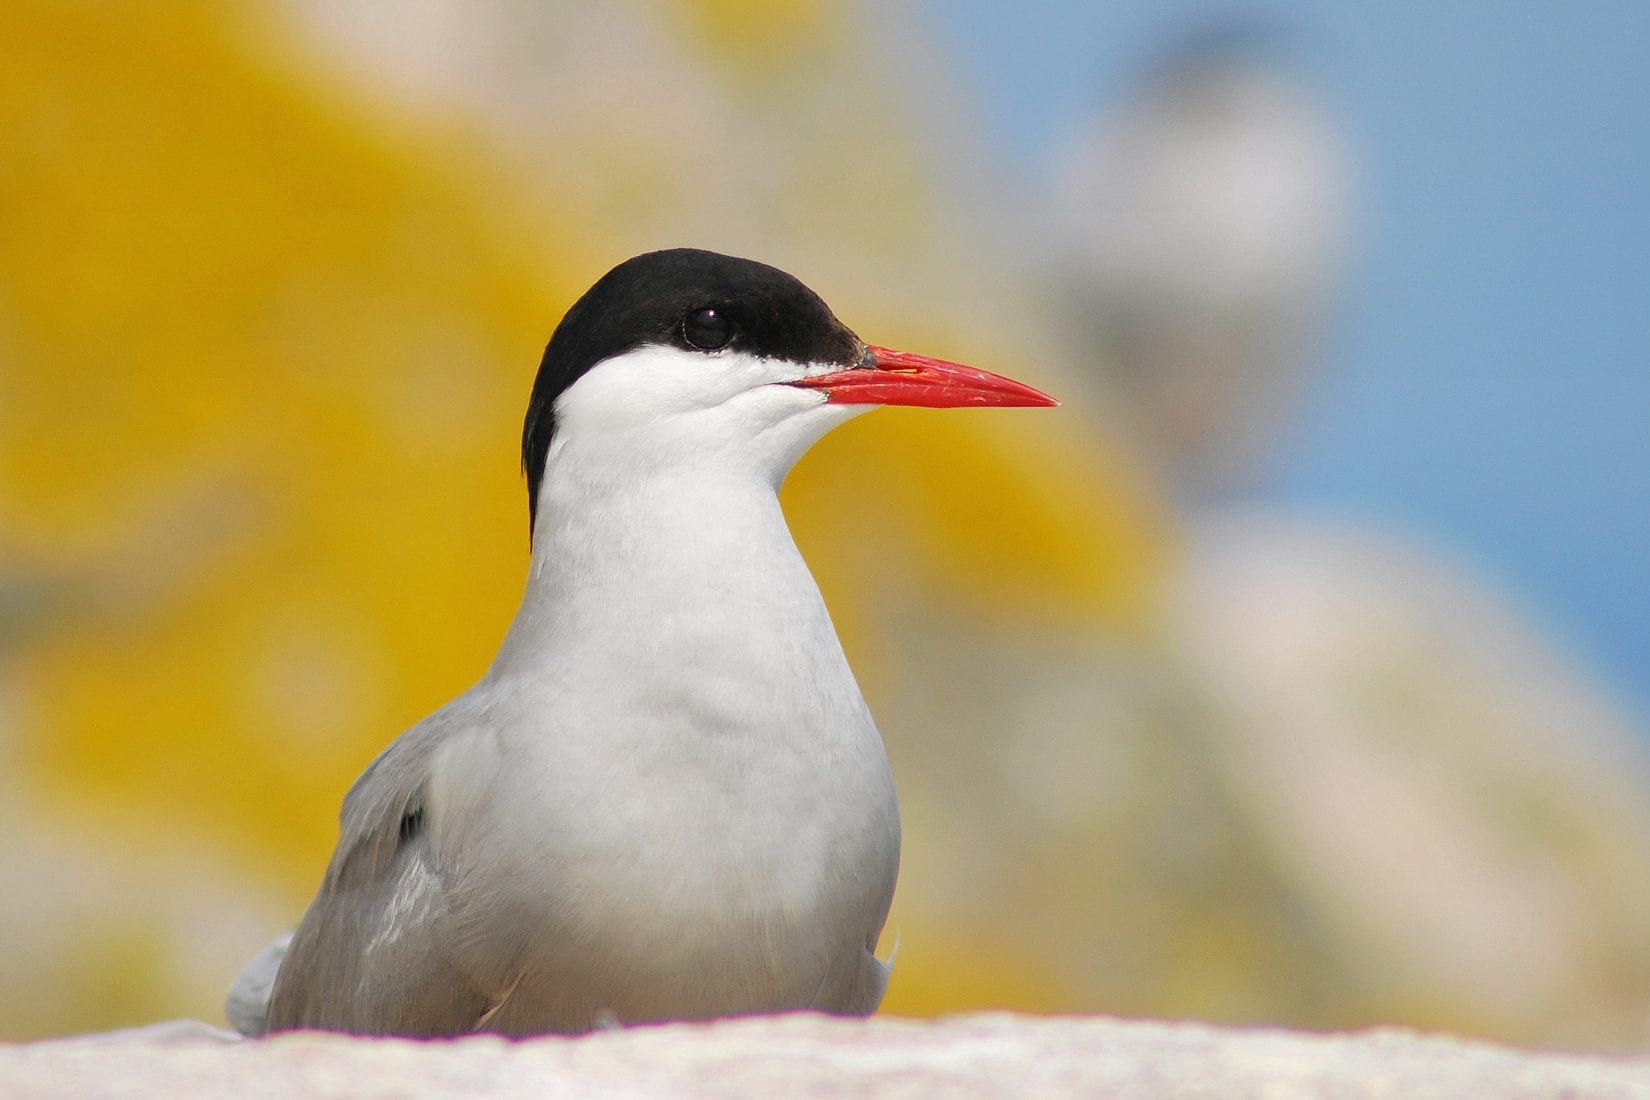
682, 307, 733, 351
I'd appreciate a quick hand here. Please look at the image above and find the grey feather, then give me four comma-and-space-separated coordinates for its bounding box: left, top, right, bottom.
223, 931, 289, 1036
261, 717, 497, 1036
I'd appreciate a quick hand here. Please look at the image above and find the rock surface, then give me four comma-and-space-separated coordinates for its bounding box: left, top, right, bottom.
5, 1014, 1649, 1099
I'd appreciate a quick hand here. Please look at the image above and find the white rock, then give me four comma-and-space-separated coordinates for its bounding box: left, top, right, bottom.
5, 1014, 1649, 1099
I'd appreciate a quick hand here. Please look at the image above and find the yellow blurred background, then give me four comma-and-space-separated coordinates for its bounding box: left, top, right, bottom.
5, 1, 1650, 1051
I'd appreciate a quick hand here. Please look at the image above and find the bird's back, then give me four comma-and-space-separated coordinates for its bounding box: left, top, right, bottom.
258, 713, 497, 1034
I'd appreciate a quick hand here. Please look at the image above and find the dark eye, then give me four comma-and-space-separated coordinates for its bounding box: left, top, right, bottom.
682, 307, 733, 351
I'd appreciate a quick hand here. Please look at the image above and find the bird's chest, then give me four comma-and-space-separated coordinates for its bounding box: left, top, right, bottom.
490, 672, 885, 988
513, 657, 891, 918
469, 508, 899, 1005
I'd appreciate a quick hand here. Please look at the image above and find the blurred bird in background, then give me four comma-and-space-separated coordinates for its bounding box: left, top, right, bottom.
1043, 23, 1650, 1046
4, 0, 1649, 1051
1048, 22, 1348, 497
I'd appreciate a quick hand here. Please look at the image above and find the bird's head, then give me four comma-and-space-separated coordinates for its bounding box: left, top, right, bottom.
523, 249, 1056, 532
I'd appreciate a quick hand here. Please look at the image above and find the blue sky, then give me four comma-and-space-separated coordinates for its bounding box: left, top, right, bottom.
917, 2, 1650, 719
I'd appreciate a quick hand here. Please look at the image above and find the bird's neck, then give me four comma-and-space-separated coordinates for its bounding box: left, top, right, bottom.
489, 458, 843, 691
479, 453, 895, 965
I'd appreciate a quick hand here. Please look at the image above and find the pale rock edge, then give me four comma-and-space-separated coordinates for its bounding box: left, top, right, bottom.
4, 1013, 1650, 1099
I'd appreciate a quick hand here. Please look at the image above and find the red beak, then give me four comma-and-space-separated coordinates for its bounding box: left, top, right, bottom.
789, 345, 1058, 409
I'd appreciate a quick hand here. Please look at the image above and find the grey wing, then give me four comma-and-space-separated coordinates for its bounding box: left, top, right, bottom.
224, 930, 290, 1035
260, 720, 501, 1037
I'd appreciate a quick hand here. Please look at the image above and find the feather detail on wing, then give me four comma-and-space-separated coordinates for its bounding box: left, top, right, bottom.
262, 719, 502, 1036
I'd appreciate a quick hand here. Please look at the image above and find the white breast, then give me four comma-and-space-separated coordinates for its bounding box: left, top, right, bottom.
454, 458, 896, 1008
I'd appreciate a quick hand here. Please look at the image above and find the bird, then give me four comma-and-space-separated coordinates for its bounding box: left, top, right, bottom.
226, 247, 1057, 1038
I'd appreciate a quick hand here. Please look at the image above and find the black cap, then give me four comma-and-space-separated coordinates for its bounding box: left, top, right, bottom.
522, 249, 861, 532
